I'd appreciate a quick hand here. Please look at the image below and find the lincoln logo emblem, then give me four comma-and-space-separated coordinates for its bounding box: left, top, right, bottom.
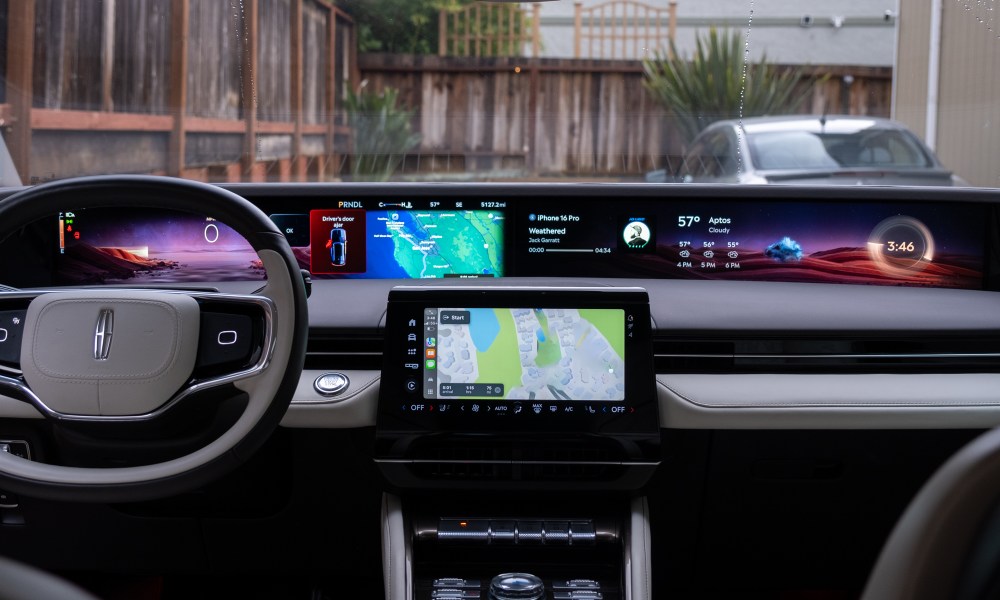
94, 309, 114, 361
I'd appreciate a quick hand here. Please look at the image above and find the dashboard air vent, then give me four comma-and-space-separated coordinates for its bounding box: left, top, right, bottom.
406, 440, 627, 483
655, 335, 1000, 373
307, 331, 384, 370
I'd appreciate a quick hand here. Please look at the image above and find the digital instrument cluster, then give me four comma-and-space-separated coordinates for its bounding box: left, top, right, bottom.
52, 208, 263, 285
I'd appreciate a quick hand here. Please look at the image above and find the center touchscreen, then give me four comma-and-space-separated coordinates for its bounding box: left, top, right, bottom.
423, 307, 625, 402
378, 286, 657, 435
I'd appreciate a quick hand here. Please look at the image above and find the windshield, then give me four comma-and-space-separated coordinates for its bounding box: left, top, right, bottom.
0, 0, 996, 188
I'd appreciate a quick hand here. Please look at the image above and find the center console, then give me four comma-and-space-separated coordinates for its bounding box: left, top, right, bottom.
376, 287, 660, 600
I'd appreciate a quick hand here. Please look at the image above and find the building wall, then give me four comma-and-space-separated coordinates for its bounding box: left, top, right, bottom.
936, 3, 1000, 188
535, 0, 897, 66
895, 0, 1000, 187
893, 0, 931, 140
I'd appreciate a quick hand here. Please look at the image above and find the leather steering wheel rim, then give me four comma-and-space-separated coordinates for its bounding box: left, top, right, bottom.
0, 175, 308, 502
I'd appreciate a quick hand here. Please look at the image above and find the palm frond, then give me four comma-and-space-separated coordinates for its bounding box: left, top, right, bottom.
642, 28, 821, 144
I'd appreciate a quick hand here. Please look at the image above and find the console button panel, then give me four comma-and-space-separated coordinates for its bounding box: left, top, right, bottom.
438, 519, 596, 545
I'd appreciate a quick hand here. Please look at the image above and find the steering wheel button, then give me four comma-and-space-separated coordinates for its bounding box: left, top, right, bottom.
0, 310, 27, 367
196, 311, 255, 372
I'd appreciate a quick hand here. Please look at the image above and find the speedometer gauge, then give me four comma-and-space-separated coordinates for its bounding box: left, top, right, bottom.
867, 216, 935, 276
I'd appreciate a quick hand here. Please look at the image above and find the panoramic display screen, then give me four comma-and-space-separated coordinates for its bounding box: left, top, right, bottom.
45, 197, 990, 290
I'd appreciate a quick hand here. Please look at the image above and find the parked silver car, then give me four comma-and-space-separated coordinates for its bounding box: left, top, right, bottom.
649, 115, 967, 186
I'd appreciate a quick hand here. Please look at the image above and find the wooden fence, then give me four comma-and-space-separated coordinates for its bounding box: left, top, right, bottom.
360, 54, 893, 177
2, 0, 356, 184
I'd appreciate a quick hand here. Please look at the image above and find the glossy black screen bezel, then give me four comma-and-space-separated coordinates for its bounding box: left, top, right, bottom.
376, 286, 658, 437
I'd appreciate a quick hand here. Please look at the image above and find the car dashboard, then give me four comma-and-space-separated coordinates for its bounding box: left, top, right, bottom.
1, 182, 1000, 599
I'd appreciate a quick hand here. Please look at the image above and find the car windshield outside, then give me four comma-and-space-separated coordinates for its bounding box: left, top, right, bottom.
0, 0, 996, 189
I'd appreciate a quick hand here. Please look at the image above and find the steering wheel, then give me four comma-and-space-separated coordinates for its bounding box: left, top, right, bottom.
0, 176, 308, 502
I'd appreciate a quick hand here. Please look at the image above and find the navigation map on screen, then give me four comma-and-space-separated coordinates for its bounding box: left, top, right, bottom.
305, 208, 503, 278
423, 307, 625, 401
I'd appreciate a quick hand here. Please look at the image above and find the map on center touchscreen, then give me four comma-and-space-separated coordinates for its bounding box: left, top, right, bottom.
423, 308, 625, 401
302, 209, 504, 278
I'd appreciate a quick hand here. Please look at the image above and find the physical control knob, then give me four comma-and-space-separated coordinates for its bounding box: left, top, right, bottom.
488, 572, 544, 600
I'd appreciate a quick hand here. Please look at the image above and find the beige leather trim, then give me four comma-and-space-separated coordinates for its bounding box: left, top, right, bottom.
660, 373, 1000, 429
278, 371, 1000, 430
280, 370, 380, 428
382, 493, 412, 600
626, 497, 652, 600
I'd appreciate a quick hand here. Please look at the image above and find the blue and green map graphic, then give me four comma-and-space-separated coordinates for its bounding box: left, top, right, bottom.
436, 308, 625, 400
367, 210, 503, 278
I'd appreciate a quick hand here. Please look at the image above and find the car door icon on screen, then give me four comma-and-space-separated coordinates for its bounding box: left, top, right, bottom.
326, 228, 346, 266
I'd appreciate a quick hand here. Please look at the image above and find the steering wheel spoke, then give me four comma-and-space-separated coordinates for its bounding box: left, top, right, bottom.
0, 289, 275, 422
0, 291, 38, 377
